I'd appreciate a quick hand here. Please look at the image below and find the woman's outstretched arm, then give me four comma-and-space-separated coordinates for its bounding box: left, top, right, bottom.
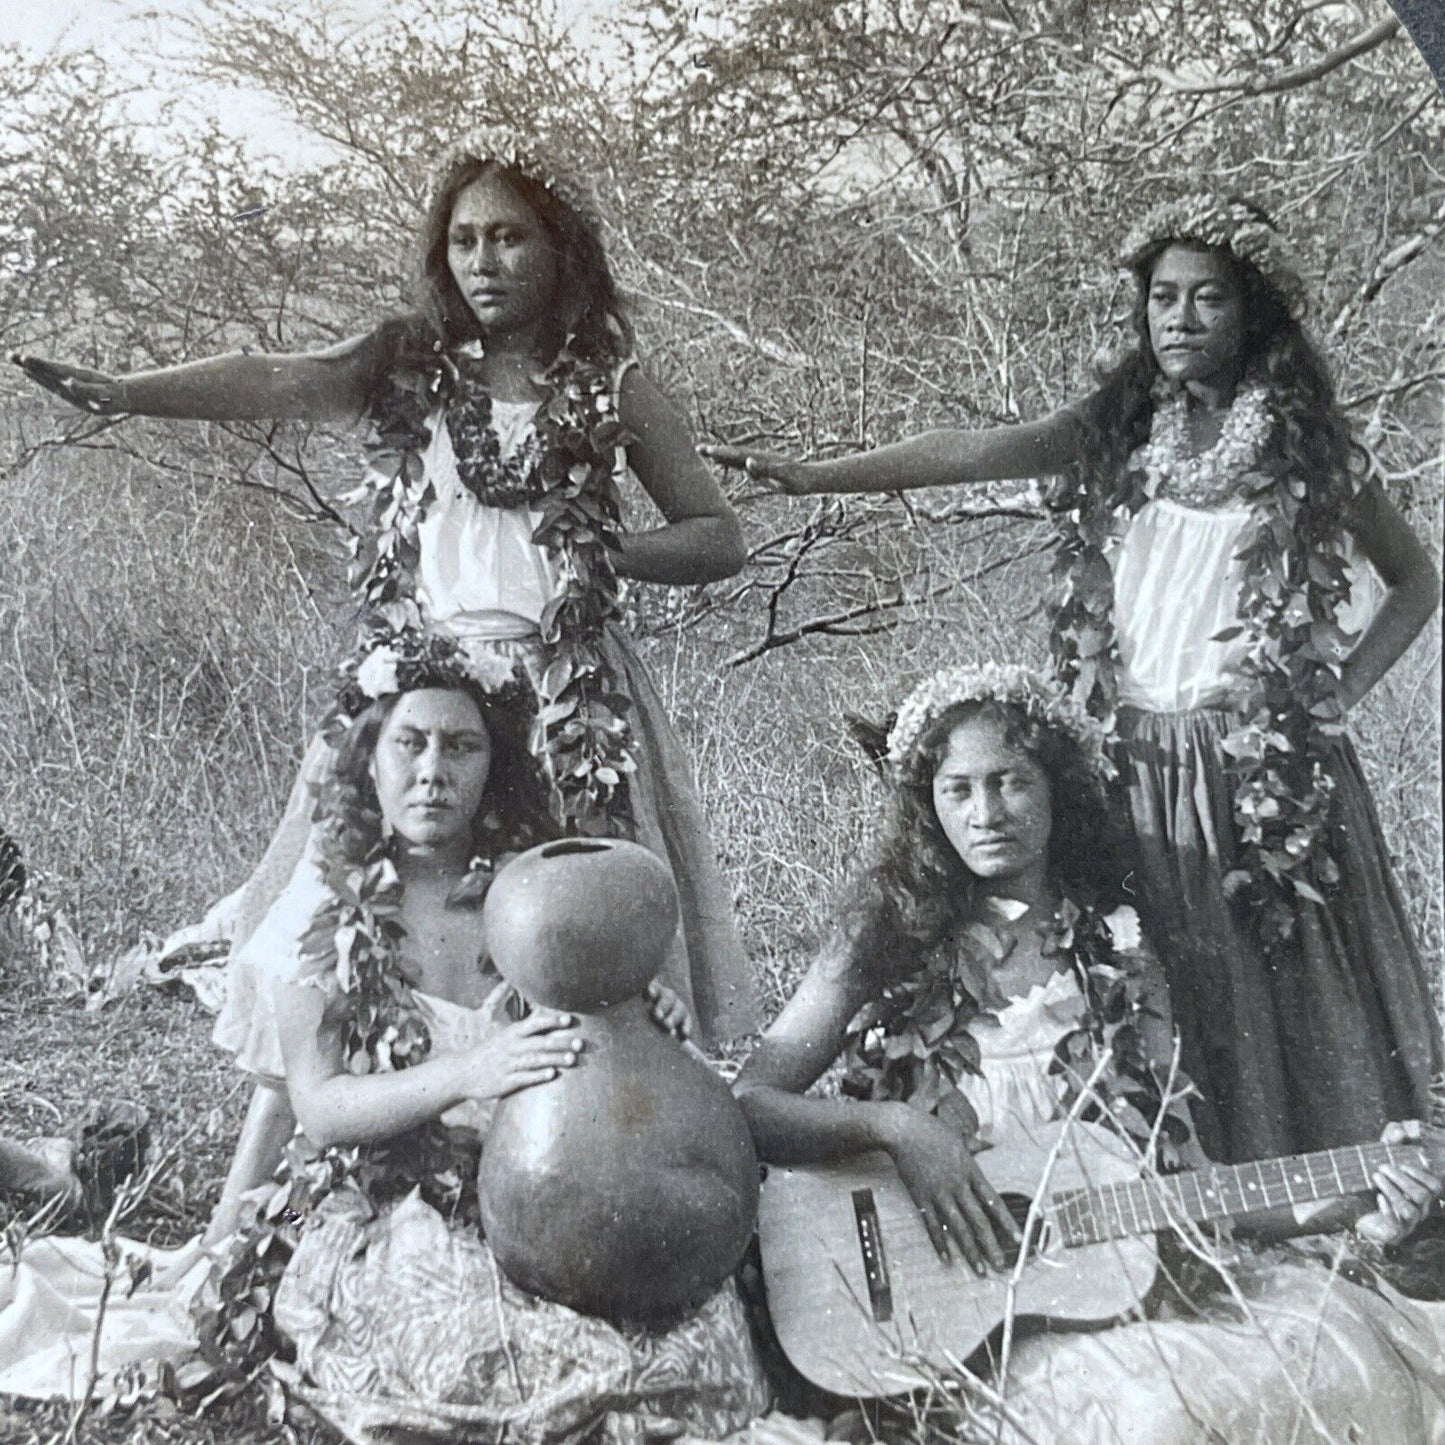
12, 331, 380, 424
615, 367, 747, 583
701, 407, 1084, 497
1337, 479, 1440, 711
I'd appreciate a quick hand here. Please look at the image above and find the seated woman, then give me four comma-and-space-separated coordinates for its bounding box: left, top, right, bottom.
735, 663, 1445, 1444
230, 627, 768, 1443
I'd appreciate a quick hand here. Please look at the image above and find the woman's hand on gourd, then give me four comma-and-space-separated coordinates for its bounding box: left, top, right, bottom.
880, 1104, 1021, 1274
645, 980, 692, 1041
1355, 1120, 1443, 1247
697, 443, 813, 496
454, 1010, 583, 1102
11, 354, 124, 416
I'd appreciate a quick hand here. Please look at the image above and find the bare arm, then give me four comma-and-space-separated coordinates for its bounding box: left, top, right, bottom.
734, 946, 902, 1164
276, 983, 582, 1149
0, 1137, 78, 1203
1337, 480, 1440, 712
701, 408, 1084, 496
13, 331, 380, 424
615, 367, 747, 583
734, 942, 1018, 1270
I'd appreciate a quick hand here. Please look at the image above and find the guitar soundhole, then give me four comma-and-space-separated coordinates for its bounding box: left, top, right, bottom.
1001, 1193, 1052, 1267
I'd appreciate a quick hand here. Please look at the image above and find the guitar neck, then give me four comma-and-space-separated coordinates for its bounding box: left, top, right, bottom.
1054, 1139, 1425, 1247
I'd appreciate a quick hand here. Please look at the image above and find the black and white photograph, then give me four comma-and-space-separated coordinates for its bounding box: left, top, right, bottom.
1, 1, 1442, 1441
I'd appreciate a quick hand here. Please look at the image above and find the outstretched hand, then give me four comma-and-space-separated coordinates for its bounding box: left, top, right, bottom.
1355, 1120, 1443, 1247
698, 443, 813, 496
11, 354, 124, 416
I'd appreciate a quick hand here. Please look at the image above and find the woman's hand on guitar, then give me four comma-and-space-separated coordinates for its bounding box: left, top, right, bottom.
646, 980, 692, 1041
881, 1105, 1021, 1275
11, 355, 125, 416
454, 1010, 583, 1102
698, 443, 813, 496
1355, 1120, 1443, 1247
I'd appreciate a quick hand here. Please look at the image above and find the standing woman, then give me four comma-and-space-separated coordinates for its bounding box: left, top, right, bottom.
709, 194, 1440, 1163
15, 131, 759, 1232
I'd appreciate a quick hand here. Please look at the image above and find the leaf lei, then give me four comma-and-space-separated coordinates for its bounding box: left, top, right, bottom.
193, 841, 510, 1382
842, 900, 1190, 1168
347, 340, 638, 836
1048, 391, 1355, 947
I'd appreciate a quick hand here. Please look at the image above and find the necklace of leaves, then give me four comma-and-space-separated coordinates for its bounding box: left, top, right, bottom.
842, 898, 1191, 1168
1048, 384, 1356, 947
345, 337, 637, 837
193, 822, 523, 1383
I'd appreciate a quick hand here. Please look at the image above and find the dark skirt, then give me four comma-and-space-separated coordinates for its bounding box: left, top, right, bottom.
1117, 706, 1441, 1164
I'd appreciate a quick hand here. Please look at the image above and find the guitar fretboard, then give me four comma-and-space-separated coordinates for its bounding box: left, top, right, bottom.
1052, 1140, 1428, 1247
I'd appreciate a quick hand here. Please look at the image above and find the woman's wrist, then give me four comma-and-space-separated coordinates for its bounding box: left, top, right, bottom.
867, 1100, 915, 1154
433, 1053, 477, 1109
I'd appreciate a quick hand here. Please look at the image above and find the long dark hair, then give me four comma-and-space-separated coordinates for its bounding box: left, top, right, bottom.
364, 155, 632, 397
1065, 240, 1355, 515
838, 700, 1134, 976
319, 681, 558, 874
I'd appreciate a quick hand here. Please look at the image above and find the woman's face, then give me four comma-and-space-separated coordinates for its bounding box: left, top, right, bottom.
931, 713, 1053, 892
370, 689, 493, 851
1146, 244, 1246, 390
446, 170, 558, 342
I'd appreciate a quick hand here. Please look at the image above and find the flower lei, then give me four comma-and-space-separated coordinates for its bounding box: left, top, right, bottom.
347, 340, 637, 836
1049, 385, 1357, 945
444, 347, 544, 508
1134, 381, 1272, 509
842, 899, 1191, 1169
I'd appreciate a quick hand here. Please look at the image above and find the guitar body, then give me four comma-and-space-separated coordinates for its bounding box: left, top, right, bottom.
757, 1119, 1159, 1396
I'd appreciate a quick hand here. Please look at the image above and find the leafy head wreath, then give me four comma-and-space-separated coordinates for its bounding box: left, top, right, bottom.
1118, 191, 1308, 315
886, 662, 1117, 785
326, 617, 532, 740
430, 125, 603, 233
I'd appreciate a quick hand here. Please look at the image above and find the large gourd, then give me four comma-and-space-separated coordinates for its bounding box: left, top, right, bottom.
477, 838, 760, 1325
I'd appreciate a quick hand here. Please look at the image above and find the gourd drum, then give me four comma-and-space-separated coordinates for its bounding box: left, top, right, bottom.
477, 838, 760, 1325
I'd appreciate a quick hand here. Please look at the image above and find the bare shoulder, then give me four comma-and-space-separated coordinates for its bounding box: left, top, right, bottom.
616, 362, 682, 433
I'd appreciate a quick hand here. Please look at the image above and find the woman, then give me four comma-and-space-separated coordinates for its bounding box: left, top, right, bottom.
16, 130, 759, 1234
735, 663, 1445, 1442
710, 194, 1440, 1164
215, 627, 769, 1443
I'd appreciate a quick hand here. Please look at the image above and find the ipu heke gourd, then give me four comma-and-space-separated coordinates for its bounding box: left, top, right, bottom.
477, 838, 760, 1325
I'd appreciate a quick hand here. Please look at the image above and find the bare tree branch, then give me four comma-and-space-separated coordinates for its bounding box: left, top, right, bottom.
1156, 14, 1401, 96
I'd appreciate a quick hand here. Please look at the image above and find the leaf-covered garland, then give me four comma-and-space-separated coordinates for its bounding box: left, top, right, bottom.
842, 901, 1191, 1170
345, 339, 638, 836
193, 833, 519, 1382
1048, 392, 1357, 946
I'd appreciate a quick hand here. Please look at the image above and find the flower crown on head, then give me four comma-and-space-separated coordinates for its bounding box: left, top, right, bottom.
331, 613, 529, 729
886, 663, 1117, 782
433, 126, 600, 231
1118, 192, 1307, 314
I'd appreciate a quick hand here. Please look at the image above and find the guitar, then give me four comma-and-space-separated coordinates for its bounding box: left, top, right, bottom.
757, 1117, 1441, 1396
